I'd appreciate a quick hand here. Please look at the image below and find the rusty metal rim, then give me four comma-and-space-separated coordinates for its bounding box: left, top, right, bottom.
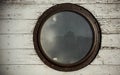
33, 3, 101, 71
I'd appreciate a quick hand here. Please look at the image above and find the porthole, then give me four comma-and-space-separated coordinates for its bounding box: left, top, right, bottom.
33, 3, 101, 71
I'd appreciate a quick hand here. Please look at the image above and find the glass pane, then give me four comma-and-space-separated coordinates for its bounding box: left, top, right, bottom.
40, 11, 93, 64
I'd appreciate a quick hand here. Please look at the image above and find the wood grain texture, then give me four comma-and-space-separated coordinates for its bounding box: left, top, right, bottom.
0, 0, 120, 74
0, 49, 120, 65
0, 4, 120, 19
0, 34, 119, 49
102, 34, 120, 48
1, 0, 120, 4
0, 35, 33, 49
99, 18, 120, 34
0, 65, 120, 75
0, 49, 43, 65
0, 20, 36, 34
91, 49, 120, 65
0, 19, 120, 34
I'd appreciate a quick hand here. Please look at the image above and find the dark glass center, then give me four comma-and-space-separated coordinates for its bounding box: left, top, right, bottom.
40, 11, 93, 64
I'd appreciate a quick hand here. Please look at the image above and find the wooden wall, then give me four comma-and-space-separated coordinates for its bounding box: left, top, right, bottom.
0, 0, 120, 75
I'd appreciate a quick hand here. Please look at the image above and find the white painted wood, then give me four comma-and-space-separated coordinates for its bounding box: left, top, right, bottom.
1, 0, 120, 4
82, 4, 120, 18
91, 49, 120, 65
98, 19, 120, 34
108, 0, 120, 3
0, 4, 52, 19
0, 49, 43, 65
0, 1, 120, 75
0, 49, 120, 65
0, 4, 120, 19
74, 65, 120, 75
0, 34, 119, 49
0, 19, 120, 34
0, 35, 33, 49
0, 65, 120, 75
0, 20, 36, 34
102, 34, 120, 48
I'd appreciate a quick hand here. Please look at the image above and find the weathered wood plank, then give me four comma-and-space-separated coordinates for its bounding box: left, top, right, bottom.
82, 4, 120, 18
98, 18, 120, 34
0, 35, 33, 49
102, 34, 120, 48
74, 65, 120, 75
0, 49, 120, 65
0, 65, 120, 75
0, 4, 120, 19
0, 4, 51, 19
0, 34, 119, 49
91, 49, 120, 65
1, 0, 120, 4
0, 19, 120, 34
0, 20, 36, 34
0, 49, 43, 65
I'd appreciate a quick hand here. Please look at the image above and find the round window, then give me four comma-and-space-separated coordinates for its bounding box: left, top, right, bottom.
33, 3, 101, 71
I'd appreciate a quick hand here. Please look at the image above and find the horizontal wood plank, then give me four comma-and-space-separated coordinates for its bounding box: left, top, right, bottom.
0, 34, 33, 49
99, 18, 120, 34
1, 0, 120, 4
0, 49, 43, 65
102, 34, 120, 48
0, 20, 36, 34
0, 49, 120, 65
0, 34, 119, 49
74, 65, 120, 75
0, 19, 120, 34
91, 49, 120, 65
0, 65, 120, 75
0, 4, 51, 19
0, 4, 120, 19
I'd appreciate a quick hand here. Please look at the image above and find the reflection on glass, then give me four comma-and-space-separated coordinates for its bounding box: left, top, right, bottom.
40, 11, 93, 64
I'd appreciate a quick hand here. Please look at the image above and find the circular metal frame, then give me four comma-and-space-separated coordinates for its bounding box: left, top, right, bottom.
33, 3, 101, 71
